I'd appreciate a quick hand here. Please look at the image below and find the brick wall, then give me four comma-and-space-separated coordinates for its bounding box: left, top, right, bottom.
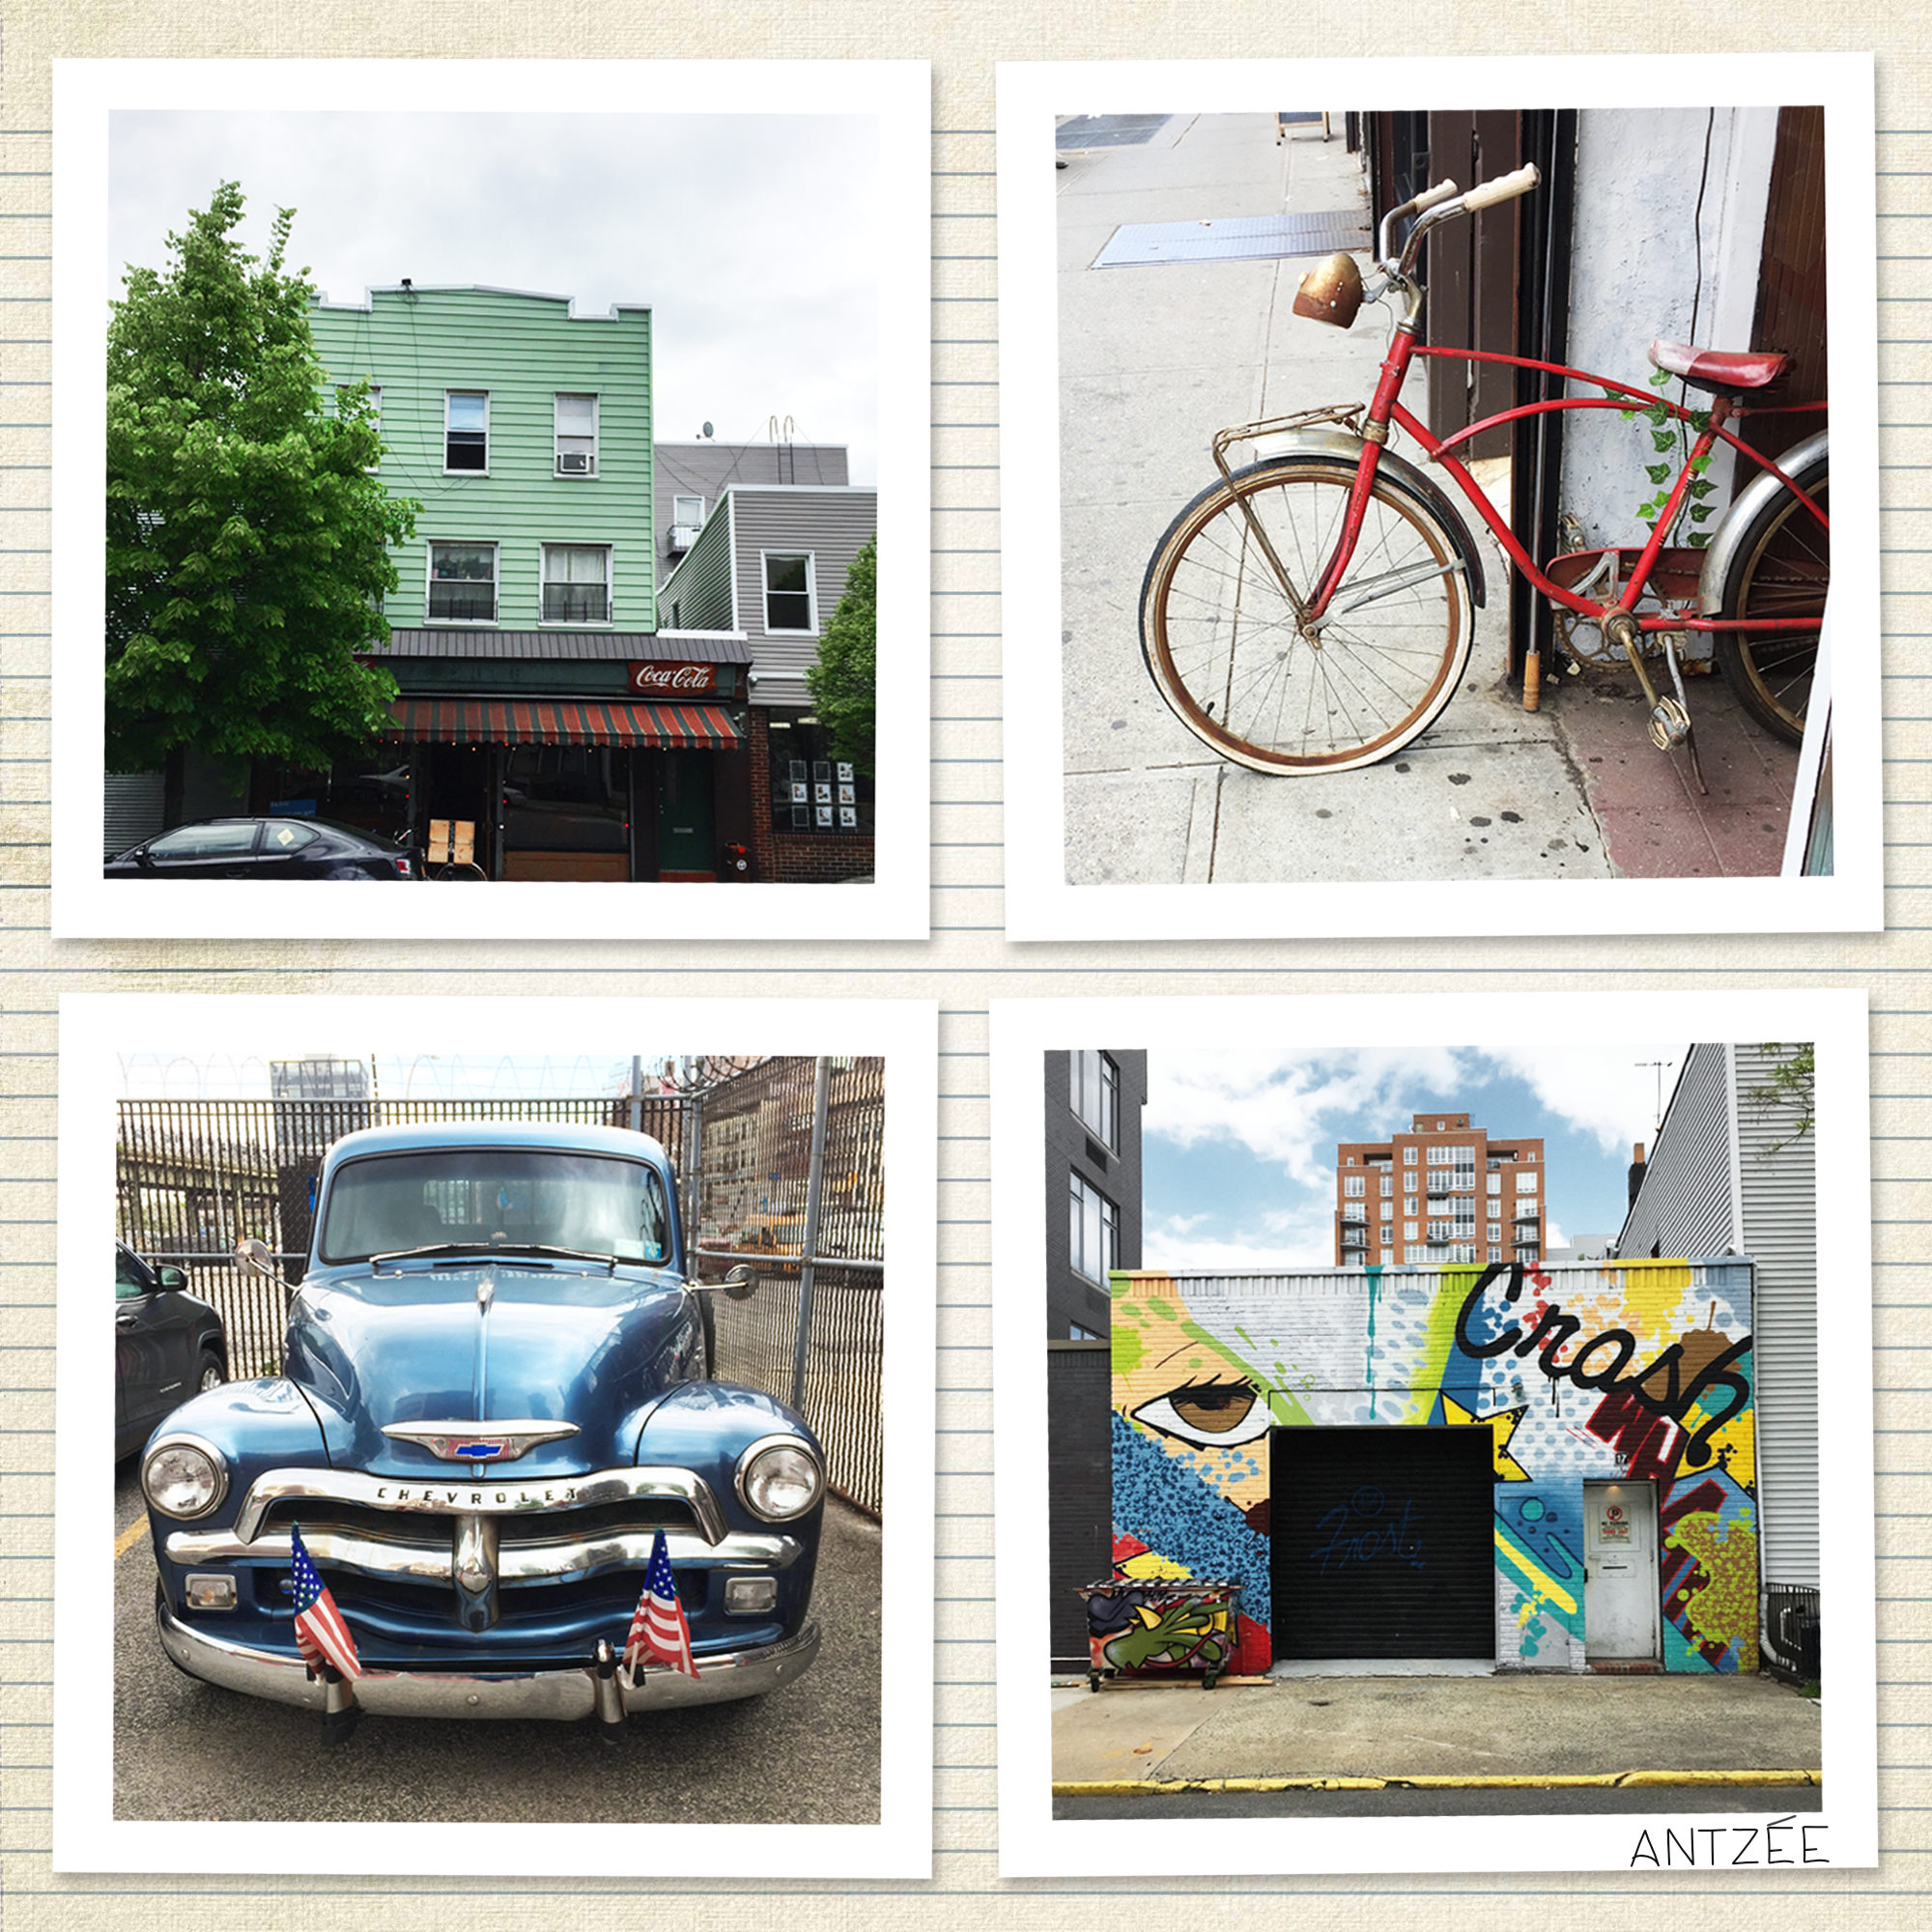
745, 708, 875, 883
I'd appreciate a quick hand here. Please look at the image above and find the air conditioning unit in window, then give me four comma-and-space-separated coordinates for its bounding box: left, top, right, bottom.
556, 451, 592, 475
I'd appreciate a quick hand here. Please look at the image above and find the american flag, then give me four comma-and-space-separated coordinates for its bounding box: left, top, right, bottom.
622, 1527, 698, 1680
290, 1522, 362, 1680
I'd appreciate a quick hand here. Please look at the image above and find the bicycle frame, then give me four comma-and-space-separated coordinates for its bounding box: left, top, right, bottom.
1303, 326, 1828, 638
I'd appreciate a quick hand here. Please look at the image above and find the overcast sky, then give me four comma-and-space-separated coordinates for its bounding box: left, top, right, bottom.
107, 109, 880, 482
118, 1053, 639, 1100
1142, 1043, 1689, 1271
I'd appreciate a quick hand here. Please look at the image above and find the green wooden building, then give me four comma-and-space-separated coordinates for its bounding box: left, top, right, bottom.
298, 285, 754, 881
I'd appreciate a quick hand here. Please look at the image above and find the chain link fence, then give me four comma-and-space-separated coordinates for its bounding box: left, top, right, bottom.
114, 1061, 886, 1516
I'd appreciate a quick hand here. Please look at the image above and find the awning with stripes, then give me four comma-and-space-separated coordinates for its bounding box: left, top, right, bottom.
384, 696, 741, 749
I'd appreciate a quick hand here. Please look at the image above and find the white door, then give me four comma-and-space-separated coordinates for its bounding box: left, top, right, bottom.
1583, 1480, 1660, 1660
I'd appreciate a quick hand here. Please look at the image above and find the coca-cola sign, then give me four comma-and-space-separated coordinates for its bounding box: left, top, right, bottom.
628, 660, 719, 697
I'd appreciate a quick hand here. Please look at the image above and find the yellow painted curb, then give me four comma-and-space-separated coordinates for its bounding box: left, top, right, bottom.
113, 1515, 150, 1559
1052, 1770, 1823, 1796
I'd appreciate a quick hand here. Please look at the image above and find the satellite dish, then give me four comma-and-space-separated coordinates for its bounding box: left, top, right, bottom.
701, 421, 714, 439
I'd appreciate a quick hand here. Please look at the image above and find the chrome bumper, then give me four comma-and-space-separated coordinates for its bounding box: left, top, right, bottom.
156, 1596, 820, 1719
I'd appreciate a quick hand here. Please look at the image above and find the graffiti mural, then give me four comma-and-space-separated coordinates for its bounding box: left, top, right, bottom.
1111, 1258, 1757, 1673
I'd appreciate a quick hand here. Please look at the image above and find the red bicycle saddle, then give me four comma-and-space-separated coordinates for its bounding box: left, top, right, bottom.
1648, 339, 1790, 395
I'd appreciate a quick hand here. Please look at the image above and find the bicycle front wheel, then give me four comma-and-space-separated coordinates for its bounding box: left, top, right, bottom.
1715, 446, 1828, 745
1140, 456, 1472, 774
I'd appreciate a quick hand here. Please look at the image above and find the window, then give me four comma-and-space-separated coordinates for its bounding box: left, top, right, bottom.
766, 713, 873, 835
763, 553, 815, 633
445, 390, 488, 471
147, 822, 258, 861
1070, 1051, 1119, 1149
1403, 1146, 1418, 1164
554, 393, 598, 475
1070, 1321, 1103, 1342
428, 542, 497, 623
672, 494, 704, 527
1518, 1173, 1539, 1194
1403, 1220, 1418, 1241
541, 543, 612, 624
1488, 1173, 1502, 1196
1379, 1200, 1393, 1221
1404, 1174, 1417, 1196
1343, 1175, 1365, 1198
1379, 1175, 1393, 1196
1489, 1246, 1503, 1263
1427, 1146, 1451, 1166
1488, 1221, 1501, 1241
1069, 1172, 1119, 1284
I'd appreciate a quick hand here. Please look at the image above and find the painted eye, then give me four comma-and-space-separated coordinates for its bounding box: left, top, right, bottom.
1130, 1379, 1269, 1447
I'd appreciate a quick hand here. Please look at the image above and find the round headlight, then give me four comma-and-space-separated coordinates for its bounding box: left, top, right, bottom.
734, 1436, 823, 1521
141, 1435, 228, 1520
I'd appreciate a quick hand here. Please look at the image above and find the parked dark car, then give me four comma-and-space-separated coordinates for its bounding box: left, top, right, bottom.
105, 817, 419, 881
115, 1242, 226, 1462
141, 1122, 824, 1733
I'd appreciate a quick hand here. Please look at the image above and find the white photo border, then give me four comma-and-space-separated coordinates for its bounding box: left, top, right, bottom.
997, 54, 1881, 940
55, 992, 938, 1877
52, 59, 930, 941
990, 988, 1876, 1876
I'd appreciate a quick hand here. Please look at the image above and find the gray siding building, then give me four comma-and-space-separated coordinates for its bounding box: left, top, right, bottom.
653, 440, 848, 573
1615, 1043, 1820, 1608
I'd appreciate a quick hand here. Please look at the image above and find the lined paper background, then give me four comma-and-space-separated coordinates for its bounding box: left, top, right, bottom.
3, 6, 1927, 1924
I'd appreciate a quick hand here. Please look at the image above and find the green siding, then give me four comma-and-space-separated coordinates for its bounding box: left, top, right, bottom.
656, 497, 735, 633
310, 289, 655, 634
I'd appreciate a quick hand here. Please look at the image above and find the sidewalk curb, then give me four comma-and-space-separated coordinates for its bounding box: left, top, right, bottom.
1052, 1770, 1824, 1796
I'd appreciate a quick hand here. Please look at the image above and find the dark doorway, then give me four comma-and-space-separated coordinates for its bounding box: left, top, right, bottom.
1270, 1426, 1496, 1660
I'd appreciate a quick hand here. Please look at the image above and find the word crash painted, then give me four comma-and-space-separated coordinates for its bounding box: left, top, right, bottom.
1107, 1258, 1758, 1675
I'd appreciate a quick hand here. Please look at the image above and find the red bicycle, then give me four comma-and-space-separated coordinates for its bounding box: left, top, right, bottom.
1139, 163, 1830, 781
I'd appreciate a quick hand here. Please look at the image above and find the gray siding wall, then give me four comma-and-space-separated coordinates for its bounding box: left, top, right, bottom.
103, 772, 165, 856
653, 442, 847, 564
1735, 1042, 1820, 1588
1618, 1044, 1738, 1261
657, 499, 737, 634
726, 489, 878, 710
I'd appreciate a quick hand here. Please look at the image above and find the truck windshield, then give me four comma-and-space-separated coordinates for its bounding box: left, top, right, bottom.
318, 1150, 673, 1267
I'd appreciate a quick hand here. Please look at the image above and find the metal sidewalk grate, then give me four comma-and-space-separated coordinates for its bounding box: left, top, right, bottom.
1056, 114, 1172, 150
1094, 208, 1370, 269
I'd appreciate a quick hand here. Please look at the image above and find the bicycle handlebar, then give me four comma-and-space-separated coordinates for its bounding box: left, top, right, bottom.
1411, 177, 1461, 213
1462, 162, 1541, 213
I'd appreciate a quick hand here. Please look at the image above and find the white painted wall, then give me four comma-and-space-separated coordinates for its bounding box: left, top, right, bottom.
1557, 107, 1779, 588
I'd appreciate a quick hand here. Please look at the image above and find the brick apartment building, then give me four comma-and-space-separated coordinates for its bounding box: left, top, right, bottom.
1335, 1111, 1546, 1268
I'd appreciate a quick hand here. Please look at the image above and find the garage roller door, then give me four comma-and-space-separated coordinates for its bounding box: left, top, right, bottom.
1270, 1427, 1496, 1660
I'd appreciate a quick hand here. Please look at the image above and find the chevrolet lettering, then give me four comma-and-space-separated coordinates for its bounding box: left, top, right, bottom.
140, 1122, 825, 1736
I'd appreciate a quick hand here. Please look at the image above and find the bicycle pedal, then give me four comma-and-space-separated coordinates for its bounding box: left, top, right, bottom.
1648, 696, 1691, 751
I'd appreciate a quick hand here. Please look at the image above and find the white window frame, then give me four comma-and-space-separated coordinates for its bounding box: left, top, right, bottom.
1403, 1219, 1418, 1241
761, 550, 818, 636
538, 541, 614, 627
1518, 1172, 1539, 1194
672, 493, 705, 527
1403, 1146, 1418, 1165
554, 393, 599, 477
1379, 1175, 1393, 1197
1343, 1175, 1365, 1199
425, 540, 498, 626
444, 389, 489, 474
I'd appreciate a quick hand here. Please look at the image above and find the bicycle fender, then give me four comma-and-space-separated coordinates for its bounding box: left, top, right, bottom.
1695, 428, 1828, 614
1260, 427, 1487, 609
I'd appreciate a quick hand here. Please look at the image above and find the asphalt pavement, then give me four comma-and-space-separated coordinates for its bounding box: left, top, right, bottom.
113, 1464, 882, 1824
1050, 1669, 1823, 1820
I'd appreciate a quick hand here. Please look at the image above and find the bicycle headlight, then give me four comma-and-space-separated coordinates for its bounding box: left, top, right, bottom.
141, 1434, 228, 1520
1293, 251, 1364, 328
734, 1435, 823, 1521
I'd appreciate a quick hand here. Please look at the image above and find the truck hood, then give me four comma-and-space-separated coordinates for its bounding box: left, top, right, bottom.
285, 1260, 701, 1476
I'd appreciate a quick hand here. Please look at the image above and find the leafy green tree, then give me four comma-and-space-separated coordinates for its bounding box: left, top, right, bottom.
105, 182, 418, 774
806, 536, 876, 778
1749, 1041, 1816, 1150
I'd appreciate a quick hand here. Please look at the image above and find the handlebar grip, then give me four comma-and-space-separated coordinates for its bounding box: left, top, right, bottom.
1462, 162, 1541, 213
1411, 177, 1460, 213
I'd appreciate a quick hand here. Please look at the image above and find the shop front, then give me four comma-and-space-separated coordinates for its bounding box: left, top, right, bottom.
259, 630, 756, 882
1107, 1257, 1758, 1676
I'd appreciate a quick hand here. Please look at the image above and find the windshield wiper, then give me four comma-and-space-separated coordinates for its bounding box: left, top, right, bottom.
367, 1241, 619, 1271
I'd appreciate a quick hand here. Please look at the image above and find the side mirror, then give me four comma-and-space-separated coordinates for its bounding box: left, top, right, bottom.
723, 1263, 756, 1302
236, 1237, 284, 1286
156, 1264, 187, 1292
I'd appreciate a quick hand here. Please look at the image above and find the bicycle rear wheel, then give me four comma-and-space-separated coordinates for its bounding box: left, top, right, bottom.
1715, 446, 1828, 745
1140, 455, 1471, 774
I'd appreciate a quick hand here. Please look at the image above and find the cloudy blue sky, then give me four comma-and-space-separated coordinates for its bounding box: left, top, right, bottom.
1141, 1043, 1690, 1270
106, 109, 881, 481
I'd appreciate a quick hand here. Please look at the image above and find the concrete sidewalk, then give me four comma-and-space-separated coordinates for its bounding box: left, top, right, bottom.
1055, 112, 1797, 885
1050, 1670, 1822, 1792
